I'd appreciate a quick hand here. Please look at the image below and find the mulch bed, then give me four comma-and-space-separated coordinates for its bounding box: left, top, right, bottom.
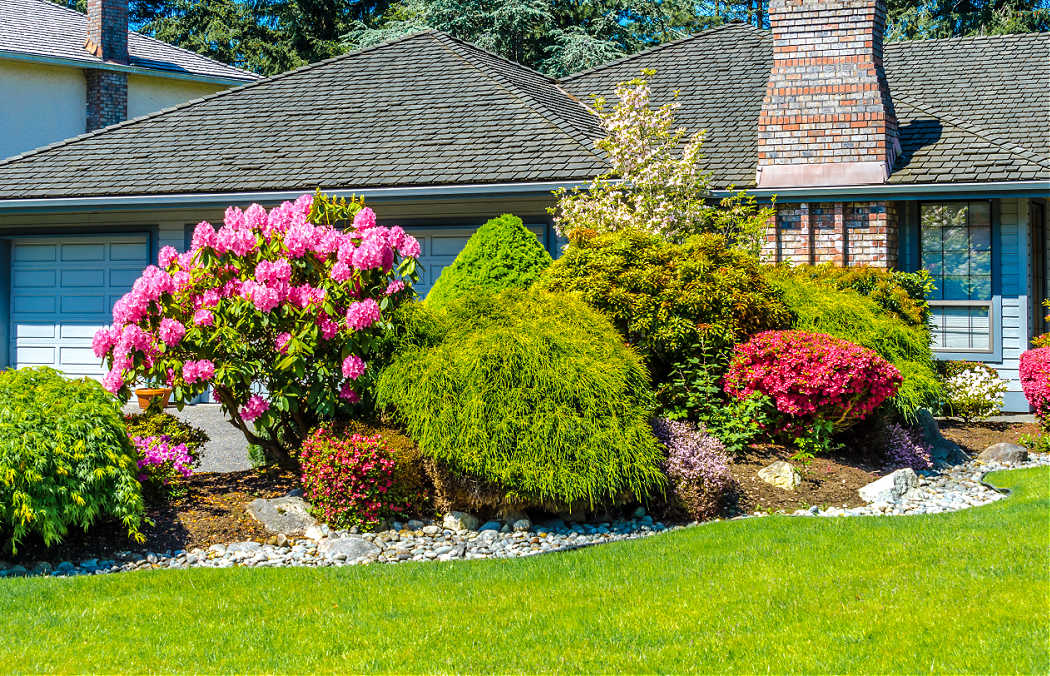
9, 468, 298, 565
7, 420, 1041, 565
938, 419, 1039, 456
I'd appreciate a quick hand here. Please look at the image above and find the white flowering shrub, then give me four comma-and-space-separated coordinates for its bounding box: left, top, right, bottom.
942, 361, 1008, 422
550, 70, 772, 251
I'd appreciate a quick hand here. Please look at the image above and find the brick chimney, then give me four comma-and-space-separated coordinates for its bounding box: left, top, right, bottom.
756, 0, 899, 188
84, 0, 129, 131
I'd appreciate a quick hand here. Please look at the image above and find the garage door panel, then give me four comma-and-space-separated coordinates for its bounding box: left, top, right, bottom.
110, 242, 148, 261
431, 235, 471, 256
15, 323, 56, 339
13, 294, 56, 314
61, 243, 106, 261
61, 268, 106, 287
13, 269, 56, 288
16, 346, 55, 365
60, 294, 108, 314
12, 244, 56, 262
11, 235, 148, 379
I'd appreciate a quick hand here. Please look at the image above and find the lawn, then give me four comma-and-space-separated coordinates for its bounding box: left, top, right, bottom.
2, 467, 1047, 674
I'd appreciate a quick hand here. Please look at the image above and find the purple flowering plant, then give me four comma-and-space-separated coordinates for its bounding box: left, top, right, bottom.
883, 423, 933, 471
93, 191, 420, 467
131, 434, 194, 492
653, 417, 734, 521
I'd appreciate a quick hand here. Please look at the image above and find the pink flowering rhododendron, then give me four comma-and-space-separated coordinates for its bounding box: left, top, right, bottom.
1020, 348, 1050, 417
724, 330, 901, 437
92, 192, 420, 467
131, 434, 193, 487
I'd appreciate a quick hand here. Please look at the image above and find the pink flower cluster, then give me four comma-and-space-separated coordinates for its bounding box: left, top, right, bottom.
724, 330, 901, 434
1020, 348, 1050, 417
131, 434, 193, 485
298, 427, 413, 529
240, 394, 270, 422
182, 359, 215, 384
345, 298, 381, 331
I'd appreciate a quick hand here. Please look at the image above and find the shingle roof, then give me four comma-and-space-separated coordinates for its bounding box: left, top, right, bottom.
0, 25, 1046, 200
0, 0, 260, 82
563, 25, 1050, 187
0, 31, 607, 198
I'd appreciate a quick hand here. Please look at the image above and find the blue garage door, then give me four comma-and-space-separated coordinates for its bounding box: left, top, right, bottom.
406, 225, 546, 298
10, 235, 149, 379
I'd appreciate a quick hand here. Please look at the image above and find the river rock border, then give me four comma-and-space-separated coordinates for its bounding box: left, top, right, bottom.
2, 453, 1047, 578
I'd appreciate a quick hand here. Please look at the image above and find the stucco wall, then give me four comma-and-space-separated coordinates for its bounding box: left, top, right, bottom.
127, 75, 228, 120
0, 60, 84, 160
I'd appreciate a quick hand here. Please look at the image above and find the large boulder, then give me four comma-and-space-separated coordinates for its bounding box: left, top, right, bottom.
317, 537, 380, 562
859, 468, 918, 504
757, 461, 801, 490
246, 497, 317, 536
442, 511, 480, 532
978, 442, 1029, 465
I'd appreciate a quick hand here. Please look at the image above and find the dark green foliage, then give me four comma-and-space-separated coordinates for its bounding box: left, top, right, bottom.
767, 268, 943, 421
785, 263, 933, 328
123, 412, 210, 465
539, 229, 791, 419
376, 289, 665, 510
425, 214, 552, 312
0, 368, 144, 552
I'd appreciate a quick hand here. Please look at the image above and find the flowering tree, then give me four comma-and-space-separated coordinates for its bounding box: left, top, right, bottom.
550, 69, 772, 251
94, 192, 421, 467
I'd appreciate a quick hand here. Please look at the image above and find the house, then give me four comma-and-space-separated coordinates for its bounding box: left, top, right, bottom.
0, 0, 260, 159
0, 0, 1044, 411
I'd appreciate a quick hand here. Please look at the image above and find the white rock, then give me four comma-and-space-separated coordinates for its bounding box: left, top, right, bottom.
443, 511, 480, 532
757, 461, 801, 490
512, 518, 532, 532
859, 468, 919, 504
317, 537, 380, 562
304, 525, 325, 541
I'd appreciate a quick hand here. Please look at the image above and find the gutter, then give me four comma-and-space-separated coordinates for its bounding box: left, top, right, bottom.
0, 181, 596, 214
722, 180, 1050, 201
0, 179, 1047, 215
0, 49, 256, 87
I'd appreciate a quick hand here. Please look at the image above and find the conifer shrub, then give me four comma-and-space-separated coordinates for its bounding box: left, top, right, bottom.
786, 264, 933, 328
0, 367, 144, 552
425, 214, 553, 311
376, 289, 665, 511
539, 229, 790, 418
766, 268, 942, 421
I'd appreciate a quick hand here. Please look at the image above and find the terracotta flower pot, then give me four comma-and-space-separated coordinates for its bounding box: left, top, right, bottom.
135, 387, 172, 411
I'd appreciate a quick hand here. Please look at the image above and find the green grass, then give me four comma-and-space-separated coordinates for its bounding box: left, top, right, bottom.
2, 467, 1048, 673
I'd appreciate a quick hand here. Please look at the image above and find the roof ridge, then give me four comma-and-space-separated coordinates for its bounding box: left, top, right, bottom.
27, 0, 258, 80
892, 92, 1050, 169
429, 33, 606, 164
0, 30, 439, 169
559, 22, 762, 83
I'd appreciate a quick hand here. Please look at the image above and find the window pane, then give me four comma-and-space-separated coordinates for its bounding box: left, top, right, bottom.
971, 226, 991, 251
969, 201, 991, 226
920, 200, 994, 303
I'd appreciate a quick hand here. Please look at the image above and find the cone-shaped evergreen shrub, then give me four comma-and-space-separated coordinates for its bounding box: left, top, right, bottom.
376, 289, 665, 510
425, 214, 553, 311
766, 269, 942, 421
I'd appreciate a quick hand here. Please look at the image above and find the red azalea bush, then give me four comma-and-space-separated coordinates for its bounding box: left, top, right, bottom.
1020, 348, 1050, 416
724, 330, 902, 441
92, 192, 420, 466
298, 426, 410, 530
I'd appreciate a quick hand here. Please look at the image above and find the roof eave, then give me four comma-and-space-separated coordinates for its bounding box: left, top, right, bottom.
0, 180, 596, 214
0, 49, 257, 86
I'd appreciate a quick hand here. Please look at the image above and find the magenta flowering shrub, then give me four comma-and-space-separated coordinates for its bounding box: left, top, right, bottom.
883, 423, 933, 471
1020, 348, 1050, 417
298, 426, 410, 530
724, 330, 902, 441
131, 434, 194, 488
652, 417, 734, 520
93, 192, 420, 466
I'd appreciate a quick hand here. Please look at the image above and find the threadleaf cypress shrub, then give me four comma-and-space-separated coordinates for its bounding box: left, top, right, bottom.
0, 367, 145, 552
376, 289, 665, 510
425, 214, 552, 311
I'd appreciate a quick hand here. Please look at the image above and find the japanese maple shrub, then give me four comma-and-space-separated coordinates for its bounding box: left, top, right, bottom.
724, 330, 902, 456
93, 192, 421, 467
425, 213, 552, 311
0, 367, 144, 552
